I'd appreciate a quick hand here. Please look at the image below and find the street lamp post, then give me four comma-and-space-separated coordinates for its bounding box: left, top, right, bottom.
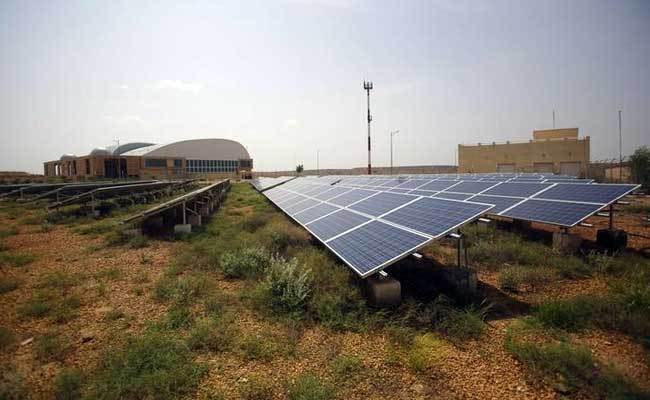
390, 130, 399, 175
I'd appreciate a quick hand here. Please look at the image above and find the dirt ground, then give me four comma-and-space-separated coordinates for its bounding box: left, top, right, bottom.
1, 194, 649, 399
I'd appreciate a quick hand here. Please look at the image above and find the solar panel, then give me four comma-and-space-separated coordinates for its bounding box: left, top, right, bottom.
500, 199, 603, 226
533, 183, 637, 204
306, 209, 370, 241
409, 190, 438, 197
284, 198, 320, 214
293, 203, 338, 224
387, 188, 411, 194
467, 195, 523, 214
395, 179, 431, 189
417, 180, 459, 191
443, 181, 497, 194
277, 195, 307, 207
349, 192, 417, 216
313, 186, 351, 201
382, 197, 493, 237
482, 182, 552, 198
328, 189, 378, 206
327, 220, 430, 276
433, 192, 474, 201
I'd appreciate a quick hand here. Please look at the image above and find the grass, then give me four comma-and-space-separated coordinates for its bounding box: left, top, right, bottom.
86, 330, 207, 399
0, 327, 16, 350
36, 332, 70, 362
407, 333, 448, 373
0, 251, 36, 267
624, 203, 650, 214
288, 373, 333, 400
219, 246, 271, 278
0, 226, 19, 238
432, 297, 491, 342
154, 272, 209, 305
498, 266, 556, 292
239, 333, 278, 361
165, 305, 194, 330
53, 369, 83, 400
239, 376, 274, 400
0, 368, 27, 400
186, 317, 236, 352
331, 354, 363, 379
19, 290, 82, 323
0, 277, 19, 294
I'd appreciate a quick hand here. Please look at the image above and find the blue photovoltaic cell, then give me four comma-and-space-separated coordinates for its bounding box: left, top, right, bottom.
467, 195, 523, 214
293, 203, 339, 224
501, 199, 602, 226
409, 190, 438, 197
543, 179, 593, 184
306, 209, 370, 241
417, 180, 459, 191
534, 183, 637, 204
349, 192, 417, 216
396, 179, 431, 189
327, 220, 429, 276
388, 188, 411, 194
443, 181, 498, 194
482, 182, 552, 198
433, 192, 474, 201
380, 179, 407, 187
329, 189, 378, 207
303, 185, 333, 197
313, 186, 351, 201
284, 198, 320, 214
277, 195, 306, 207
382, 197, 493, 237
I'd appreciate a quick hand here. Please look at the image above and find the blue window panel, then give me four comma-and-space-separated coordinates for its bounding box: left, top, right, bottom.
444, 181, 498, 194
329, 189, 378, 207
468, 195, 523, 214
382, 197, 492, 237
294, 203, 339, 224
395, 179, 431, 189
433, 192, 473, 200
409, 190, 438, 197
306, 209, 370, 241
501, 199, 603, 226
284, 198, 320, 215
417, 180, 459, 191
314, 186, 352, 201
277, 195, 307, 207
482, 182, 552, 198
327, 220, 429, 276
349, 192, 416, 216
533, 183, 637, 204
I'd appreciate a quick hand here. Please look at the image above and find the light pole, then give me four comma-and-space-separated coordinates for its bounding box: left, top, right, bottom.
390, 130, 399, 175
619, 110, 622, 182
363, 80, 373, 175
316, 149, 320, 176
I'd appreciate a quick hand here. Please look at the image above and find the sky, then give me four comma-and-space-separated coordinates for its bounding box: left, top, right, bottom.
0, 0, 648, 173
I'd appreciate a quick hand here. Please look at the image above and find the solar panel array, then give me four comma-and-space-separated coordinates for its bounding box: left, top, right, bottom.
261, 177, 493, 277
332, 175, 638, 227
250, 176, 295, 192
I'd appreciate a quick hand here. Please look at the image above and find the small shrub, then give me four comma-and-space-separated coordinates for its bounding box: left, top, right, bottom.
534, 297, 599, 332
127, 235, 149, 249
0, 368, 27, 400
154, 274, 207, 305
239, 376, 274, 400
0, 252, 36, 267
87, 331, 207, 399
41, 222, 54, 233
186, 317, 236, 352
51, 294, 82, 323
407, 333, 448, 373
19, 293, 53, 318
550, 255, 591, 279
78, 222, 114, 235
288, 373, 333, 400
219, 247, 270, 279
433, 298, 491, 342
105, 309, 125, 321
242, 214, 267, 233
0, 277, 19, 294
331, 355, 363, 378
265, 256, 313, 314
0, 227, 19, 238
498, 266, 556, 292
53, 369, 83, 400
38, 271, 79, 289
166, 305, 194, 330
0, 327, 16, 350
94, 267, 122, 281
36, 332, 70, 362
239, 334, 277, 361
104, 230, 131, 246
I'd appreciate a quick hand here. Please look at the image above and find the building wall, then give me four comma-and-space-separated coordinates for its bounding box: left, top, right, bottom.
533, 128, 579, 140
458, 136, 590, 175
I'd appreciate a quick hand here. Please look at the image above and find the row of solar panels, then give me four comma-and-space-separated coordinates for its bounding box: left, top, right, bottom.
256, 176, 639, 277
250, 176, 295, 191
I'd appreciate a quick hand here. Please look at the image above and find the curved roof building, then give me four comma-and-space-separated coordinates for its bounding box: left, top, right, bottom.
44, 138, 253, 180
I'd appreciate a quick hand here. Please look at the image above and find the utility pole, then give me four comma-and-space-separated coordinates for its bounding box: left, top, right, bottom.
552, 110, 555, 129
619, 110, 623, 182
363, 80, 373, 175
316, 149, 320, 176
390, 130, 399, 175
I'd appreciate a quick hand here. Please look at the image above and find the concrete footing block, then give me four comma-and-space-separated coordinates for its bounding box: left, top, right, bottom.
366, 275, 401, 308
174, 224, 192, 234
596, 229, 628, 252
552, 231, 582, 253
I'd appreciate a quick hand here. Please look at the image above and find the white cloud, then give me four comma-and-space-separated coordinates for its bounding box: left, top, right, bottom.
104, 115, 145, 125
153, 80, 203, 94
285, 118, 298, 128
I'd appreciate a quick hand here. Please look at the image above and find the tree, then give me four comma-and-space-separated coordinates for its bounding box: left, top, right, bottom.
295, 164, 304, 174
630, 146, 650, 191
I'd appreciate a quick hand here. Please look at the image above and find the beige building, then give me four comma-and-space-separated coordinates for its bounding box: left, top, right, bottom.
458, 128, 590, 176
44, 139, 253, 180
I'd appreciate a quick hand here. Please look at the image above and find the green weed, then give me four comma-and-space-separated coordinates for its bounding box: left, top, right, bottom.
0, 277, 19, 294
186, 317, 236, 352
219, 247, 271, 279
288, 373, 333, 400
36, 332, 70, 362
239, 376, 274, 400
0, 252, 36, 267
53, 369, 83, 400
331, 355, 363, 379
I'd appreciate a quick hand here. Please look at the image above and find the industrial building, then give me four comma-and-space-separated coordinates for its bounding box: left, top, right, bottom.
458, 128, 590, 176
44, 138, 253, 180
